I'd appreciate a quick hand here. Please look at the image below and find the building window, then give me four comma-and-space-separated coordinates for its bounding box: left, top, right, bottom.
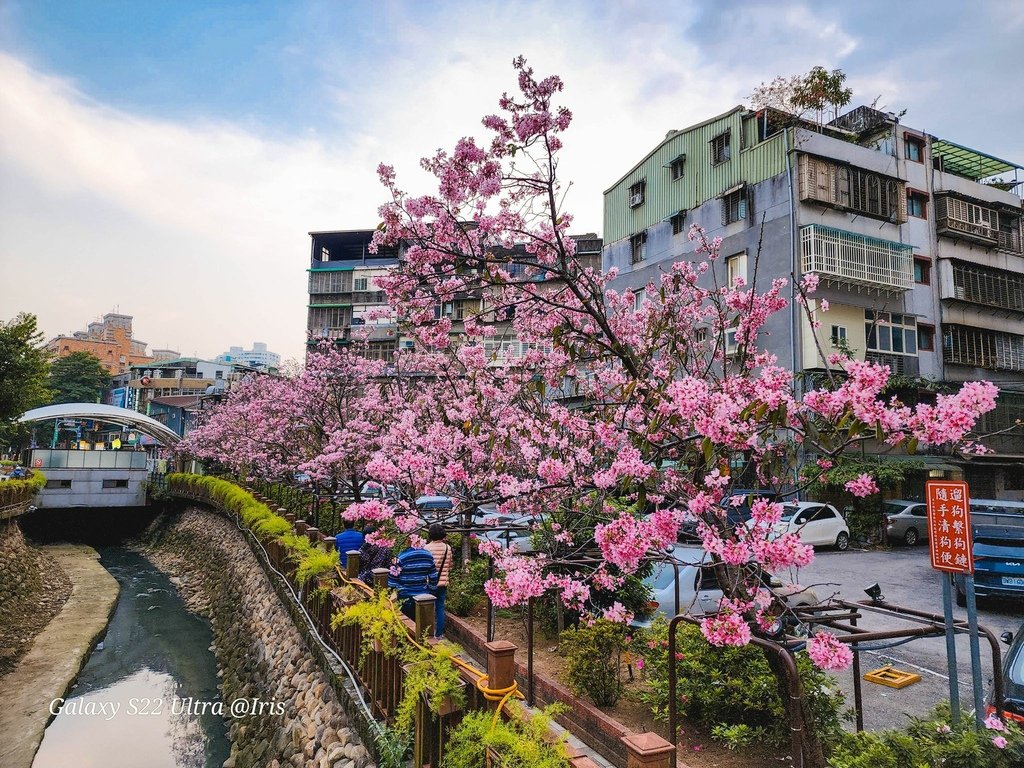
725, 327, 739, 356
913, 257, 931, 285
633, 290, 644, 312
102, 479, 129, 489
320, 246, 330, 261
831, 325, 848, 345
866, 310, 918, 355
215, 370, 223, 379
905, 135, 925, 163
628, 180, 646, 208
726, 252, 747, 287
710, 131, 731, 165
722, 188, 747, 225
918, 323, 935, 351
630, 233, 647, 264
669, 155, 686, 181
907, 190, 928, 219
354, 277, 369, 291
45, 479, 73, 489
671, 211, 686, 235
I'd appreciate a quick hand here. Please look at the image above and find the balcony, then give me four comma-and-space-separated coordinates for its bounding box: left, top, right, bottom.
935, 194, 999, 246
943, 324, 1024, 372
798, 154, 907, 223
800, 224, 914, 292
950, 261, 1024, 314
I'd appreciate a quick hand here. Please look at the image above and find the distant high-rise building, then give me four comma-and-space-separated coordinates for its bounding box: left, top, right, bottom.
215, 342, 281, 371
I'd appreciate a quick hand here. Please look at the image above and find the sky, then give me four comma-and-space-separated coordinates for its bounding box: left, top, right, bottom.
1, 1, 1021, 364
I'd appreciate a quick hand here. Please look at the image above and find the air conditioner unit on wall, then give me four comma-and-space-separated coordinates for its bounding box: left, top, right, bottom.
629, 193, 644, 207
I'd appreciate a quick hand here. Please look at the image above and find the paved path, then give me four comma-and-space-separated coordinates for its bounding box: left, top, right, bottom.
800, 547, 1021, 731
0, 544, 119, 768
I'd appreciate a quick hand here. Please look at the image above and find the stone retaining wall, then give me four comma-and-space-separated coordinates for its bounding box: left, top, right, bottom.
145, 507, 374, 768
0, 520, 72, 678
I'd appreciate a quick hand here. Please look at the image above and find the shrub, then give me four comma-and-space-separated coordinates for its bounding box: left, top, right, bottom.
394, 641, 466, 732
634, 617, 846, 747
295, 548, 339, 586
559, 619, 629, 707
332, 590, 411, 659
442, 705, 569, 768
830, 703, 1024, 768
446, 557, 488, 617
0, 471, 46, 506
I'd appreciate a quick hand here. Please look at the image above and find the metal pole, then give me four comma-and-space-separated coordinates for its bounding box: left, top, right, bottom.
941, 573, 962, 725
486, 557, 494, 643
527, 597, 535, 706
851, 615, 864, 732
964, 574, 985, 728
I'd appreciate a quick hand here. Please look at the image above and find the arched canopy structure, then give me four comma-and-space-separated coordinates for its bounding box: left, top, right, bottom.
19, 403, 181, 446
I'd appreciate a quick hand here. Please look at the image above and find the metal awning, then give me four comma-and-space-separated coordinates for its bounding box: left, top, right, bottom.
662, 153, 686, 167
19, 403, 180, 446
931, 139, 1023, 181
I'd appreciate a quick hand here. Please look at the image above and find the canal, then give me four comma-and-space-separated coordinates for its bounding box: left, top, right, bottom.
33, 548, 230, 768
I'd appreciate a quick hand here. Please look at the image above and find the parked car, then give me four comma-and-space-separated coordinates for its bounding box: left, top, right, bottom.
954, 526, 1024, 606
416, 495, 455, 522
746, 501, 850, 550
884, 500, 929, 545
474, 514, 541, 553
993, 623, 1024, 723
679, 489, 781, 541
634, 544, 818, 628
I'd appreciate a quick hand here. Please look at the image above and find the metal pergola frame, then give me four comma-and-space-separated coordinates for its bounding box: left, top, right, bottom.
665, 598, 1005, 768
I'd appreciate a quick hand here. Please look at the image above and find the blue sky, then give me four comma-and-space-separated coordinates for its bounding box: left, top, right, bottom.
1, 0, 1021, 362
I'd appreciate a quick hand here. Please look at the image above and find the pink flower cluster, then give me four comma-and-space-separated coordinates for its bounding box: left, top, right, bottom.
806, 632, 853, 670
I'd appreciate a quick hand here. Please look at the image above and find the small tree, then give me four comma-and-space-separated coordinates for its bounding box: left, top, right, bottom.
0, 312, 52, 448
48, 352, 111, 404
750, 65, 853, 127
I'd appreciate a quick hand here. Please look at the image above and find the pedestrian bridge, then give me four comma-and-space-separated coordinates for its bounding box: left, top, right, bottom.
18, 403, 180, 508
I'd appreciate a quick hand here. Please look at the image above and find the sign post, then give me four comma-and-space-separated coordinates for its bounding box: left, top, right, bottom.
926, 480, 978, 727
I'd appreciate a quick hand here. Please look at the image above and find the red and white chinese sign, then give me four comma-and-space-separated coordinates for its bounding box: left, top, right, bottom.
926, 480, 973, 574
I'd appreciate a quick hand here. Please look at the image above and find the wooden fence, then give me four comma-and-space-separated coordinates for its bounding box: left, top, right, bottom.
170, 482, 679, 768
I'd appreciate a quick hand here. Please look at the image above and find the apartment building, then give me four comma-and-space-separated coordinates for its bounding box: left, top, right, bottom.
46, 312, 154, 375
307, 230, 402, 361
603, 104, 1024, 497
306, 229, 603, 366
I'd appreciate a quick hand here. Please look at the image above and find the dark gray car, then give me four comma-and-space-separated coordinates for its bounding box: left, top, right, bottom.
884, 500, 929, 545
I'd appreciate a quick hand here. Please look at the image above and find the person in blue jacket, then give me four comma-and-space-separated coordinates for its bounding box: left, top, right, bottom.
334, 520, 364, 567
388, 542, 439, 622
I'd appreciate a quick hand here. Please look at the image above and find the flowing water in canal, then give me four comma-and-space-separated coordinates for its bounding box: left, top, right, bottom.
33, 548, 230, 768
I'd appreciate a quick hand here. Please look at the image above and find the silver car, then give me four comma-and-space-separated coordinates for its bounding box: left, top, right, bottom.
883, 500, 929, 546
634, 544, 818, 628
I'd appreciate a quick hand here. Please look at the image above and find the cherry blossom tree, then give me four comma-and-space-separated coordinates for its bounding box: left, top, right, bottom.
361, 56, 997, 764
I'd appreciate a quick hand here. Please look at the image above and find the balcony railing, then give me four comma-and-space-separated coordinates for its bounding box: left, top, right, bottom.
800, 224, 914, 292
998, 225, 1024, 255
934, 193, 1009, 247
798, 154, 907, 223
865, 351, 919, 377
943, 324, 1024, 371
951, 261, 1024, 314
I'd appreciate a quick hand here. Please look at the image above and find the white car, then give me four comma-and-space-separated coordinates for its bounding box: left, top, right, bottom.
748, 502, 850, 550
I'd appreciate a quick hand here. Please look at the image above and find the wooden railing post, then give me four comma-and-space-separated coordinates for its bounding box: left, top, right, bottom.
284, 512, 296, 525
413, 594, 436, 639
484, 640, 517, 713
345, 550, 361, 580
622, 732, 676, 768
306, 526, 321, 546
372, 568, 390, 590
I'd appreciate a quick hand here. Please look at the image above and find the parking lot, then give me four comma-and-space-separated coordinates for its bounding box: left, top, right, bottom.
799, 546, 1022, 731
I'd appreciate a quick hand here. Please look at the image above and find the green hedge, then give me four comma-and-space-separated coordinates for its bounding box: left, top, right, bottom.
0, 472, 46, 506
166, 473, 338, 585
